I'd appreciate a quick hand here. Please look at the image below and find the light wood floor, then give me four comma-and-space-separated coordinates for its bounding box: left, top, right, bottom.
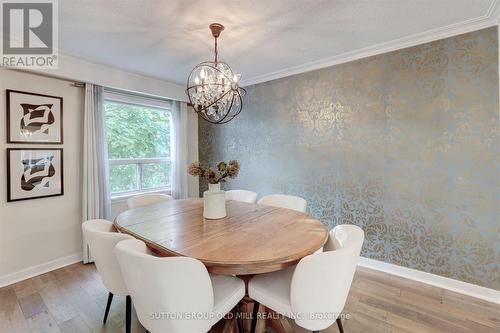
1, 263, 499, 333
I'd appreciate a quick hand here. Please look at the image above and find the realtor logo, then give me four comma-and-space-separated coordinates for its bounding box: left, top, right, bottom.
1, 0, 58, 68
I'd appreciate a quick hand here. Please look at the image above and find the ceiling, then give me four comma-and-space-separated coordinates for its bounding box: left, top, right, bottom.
59, 0, 497, 86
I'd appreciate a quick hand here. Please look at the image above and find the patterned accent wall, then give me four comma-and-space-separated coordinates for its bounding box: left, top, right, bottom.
199, 27, 499, 289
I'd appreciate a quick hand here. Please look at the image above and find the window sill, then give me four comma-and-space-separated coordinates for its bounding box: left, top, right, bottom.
111, 188, 172, 204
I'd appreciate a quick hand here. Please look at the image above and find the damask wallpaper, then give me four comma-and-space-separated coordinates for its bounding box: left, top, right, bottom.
199, 27, 499, 289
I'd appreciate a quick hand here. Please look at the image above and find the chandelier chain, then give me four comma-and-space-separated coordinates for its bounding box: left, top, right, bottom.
214, 36, 218, 63
186, 23, 245, 124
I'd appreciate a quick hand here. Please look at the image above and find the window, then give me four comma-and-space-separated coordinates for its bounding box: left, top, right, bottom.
104, 92, 172, 198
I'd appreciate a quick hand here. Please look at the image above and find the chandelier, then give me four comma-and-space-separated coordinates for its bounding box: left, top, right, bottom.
186, 23, 246, 124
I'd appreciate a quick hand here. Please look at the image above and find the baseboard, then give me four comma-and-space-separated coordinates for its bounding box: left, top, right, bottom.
358, 257, 500, 305
1, 252, 498, 305
0, 252, 83, 288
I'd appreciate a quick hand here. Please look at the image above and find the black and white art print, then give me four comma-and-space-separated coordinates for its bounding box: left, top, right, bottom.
7, 90, 63, 144
7, 148, 64, 202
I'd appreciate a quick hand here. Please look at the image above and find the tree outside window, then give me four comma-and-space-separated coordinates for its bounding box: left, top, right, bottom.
104, 100, 172, 195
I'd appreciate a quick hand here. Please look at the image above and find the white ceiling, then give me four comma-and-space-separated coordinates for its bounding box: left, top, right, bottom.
59, 0, 497, 86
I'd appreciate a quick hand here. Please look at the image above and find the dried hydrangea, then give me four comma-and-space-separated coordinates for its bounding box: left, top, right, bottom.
217, 161, 227, 172
227, 160, 240, 178
187, 160, 240, 184
206, 167, 220, 184
188, 162, 204, 177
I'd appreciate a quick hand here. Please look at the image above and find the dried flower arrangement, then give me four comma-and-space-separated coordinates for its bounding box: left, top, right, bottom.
188, 160, 240, 184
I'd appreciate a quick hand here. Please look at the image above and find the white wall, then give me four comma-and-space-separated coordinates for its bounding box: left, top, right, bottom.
0, 69, 84, 280
0, 67, 198, 286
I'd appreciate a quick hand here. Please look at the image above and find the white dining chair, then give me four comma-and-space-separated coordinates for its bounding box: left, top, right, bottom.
226, 190, 258, 203
257, 194, 307, 213
82, 219, 134, 333
127, 193, 173, 209
248, 224, 364, 333
115, 238, 246, 333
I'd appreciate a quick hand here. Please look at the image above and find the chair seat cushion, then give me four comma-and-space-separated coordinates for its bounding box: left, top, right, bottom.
210, 274, 246, 326
248, 266, 295, 317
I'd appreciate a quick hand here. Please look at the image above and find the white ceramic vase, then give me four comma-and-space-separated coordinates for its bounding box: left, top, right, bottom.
203, 183, 226, 219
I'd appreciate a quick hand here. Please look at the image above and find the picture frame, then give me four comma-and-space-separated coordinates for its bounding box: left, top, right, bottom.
7, 148, 64, 202
6, 89, 63, 144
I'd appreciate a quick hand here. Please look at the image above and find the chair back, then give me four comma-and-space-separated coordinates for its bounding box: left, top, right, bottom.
82, 219, 133, 295
257, 194, 307, 212
323, 224, 364, 254
127, 193, 173, 209
115, 239, 214, 333
290, 225, 364, 331
225, 190, 258, 203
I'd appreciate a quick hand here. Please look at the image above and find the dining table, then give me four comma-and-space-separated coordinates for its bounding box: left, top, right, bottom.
114, 198, 329, 333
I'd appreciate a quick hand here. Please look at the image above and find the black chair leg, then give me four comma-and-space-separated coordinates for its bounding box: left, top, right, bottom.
235, 303, 244, 333
250, 301, 260, 333
103, 292, 113, 324
337, 317, 344, 333
126, 295, 131, 333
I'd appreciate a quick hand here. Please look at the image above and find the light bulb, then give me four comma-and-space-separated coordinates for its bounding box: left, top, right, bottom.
194, 76, 200, 85
233, 74, 239, 82
200, 68, 206, 79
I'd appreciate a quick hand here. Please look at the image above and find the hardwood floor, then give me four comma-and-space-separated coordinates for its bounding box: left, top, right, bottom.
1, 263, 498, 333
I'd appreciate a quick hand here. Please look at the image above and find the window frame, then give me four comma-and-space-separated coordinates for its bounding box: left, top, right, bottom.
104, 91, 173, 201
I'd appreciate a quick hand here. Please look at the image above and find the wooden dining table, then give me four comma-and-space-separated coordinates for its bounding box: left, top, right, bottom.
114, 198, 329, 333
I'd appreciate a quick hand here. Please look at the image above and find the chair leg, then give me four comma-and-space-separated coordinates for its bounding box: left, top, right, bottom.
235, 303, 244, 333
126, 295, 131, 333
250, 301, 260, 333
336, 317, 344, 333
103, 292, 113, 324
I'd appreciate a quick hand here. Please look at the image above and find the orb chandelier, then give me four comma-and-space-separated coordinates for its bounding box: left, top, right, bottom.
186, 23, 246, 124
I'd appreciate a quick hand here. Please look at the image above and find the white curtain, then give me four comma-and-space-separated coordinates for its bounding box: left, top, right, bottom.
82, 84, 111, 263
171, 101, 189, 199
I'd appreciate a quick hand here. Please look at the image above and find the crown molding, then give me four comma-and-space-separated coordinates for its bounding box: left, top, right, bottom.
58, 52, 188, 101
241, 0, 499, 87
2, 36, 186, 101
492, 0, 500, 23
10, 50, 188, 102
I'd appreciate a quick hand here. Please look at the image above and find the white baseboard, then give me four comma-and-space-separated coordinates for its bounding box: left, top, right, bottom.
0, 252, 83, 288
1, 252, 498, 305
358, 257, 500, 305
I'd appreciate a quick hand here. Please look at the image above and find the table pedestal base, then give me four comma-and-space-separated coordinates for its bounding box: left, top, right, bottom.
216, 302, 292, 333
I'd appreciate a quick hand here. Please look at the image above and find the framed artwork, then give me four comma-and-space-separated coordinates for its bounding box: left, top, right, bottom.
6, 89, 63, 144
7, 148, 64, 202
